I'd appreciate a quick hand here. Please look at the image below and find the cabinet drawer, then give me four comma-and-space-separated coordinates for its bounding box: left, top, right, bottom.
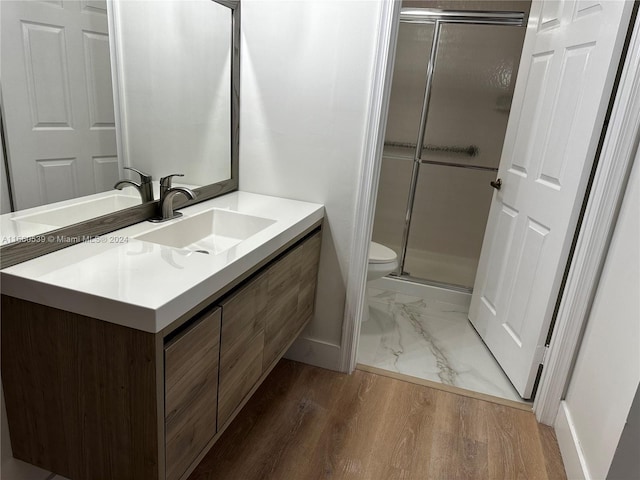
165, 308, 221, 480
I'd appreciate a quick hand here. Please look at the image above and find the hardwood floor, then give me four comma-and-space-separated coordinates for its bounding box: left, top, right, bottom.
189, 359, 566, 480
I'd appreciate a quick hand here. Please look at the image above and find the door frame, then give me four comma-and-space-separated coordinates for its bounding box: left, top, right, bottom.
533, 9, 640, 424
341, 0, 639, 425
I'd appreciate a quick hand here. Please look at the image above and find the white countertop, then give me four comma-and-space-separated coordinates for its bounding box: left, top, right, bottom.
1, 192, 324, 333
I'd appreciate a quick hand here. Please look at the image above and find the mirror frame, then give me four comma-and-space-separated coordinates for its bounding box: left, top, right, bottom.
0, 0, 240, 269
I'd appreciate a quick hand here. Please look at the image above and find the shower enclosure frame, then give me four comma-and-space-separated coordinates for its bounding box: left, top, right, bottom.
392, 8, 527, 290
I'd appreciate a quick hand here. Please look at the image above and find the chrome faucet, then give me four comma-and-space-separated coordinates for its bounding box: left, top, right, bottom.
114, 167, 154, 203
150, 174, 196, 222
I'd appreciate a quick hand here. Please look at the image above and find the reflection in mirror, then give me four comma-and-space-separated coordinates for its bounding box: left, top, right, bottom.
0, 0, 238, 262
113, 0, 231, 186
2, 0, 118, 211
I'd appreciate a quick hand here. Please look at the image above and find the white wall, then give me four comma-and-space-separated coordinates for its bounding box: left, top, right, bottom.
239, 0, 383, 368
555, 153, 640, 479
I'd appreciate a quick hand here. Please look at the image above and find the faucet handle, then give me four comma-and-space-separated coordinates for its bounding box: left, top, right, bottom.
160, 173, 185, 189
124, 166, 152, 184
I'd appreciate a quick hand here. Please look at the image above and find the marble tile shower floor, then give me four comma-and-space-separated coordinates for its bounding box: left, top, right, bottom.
357, 287, 525, 403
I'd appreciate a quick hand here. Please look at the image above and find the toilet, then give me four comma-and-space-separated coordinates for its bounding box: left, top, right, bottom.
367, 241, 398, 281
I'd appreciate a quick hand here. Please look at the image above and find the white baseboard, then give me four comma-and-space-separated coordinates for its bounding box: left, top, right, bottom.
554, 401, 590, 480
285, 335, 343, 372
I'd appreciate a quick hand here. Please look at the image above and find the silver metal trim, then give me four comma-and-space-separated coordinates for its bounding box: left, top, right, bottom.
397, 20, 442, 276
400, 8, 525, 26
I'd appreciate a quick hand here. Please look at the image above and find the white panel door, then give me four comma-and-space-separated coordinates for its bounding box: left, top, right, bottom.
469, 0, 633, 398
1, 0, 118, 210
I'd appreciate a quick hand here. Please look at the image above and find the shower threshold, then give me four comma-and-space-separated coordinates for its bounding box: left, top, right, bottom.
389, 272, 472, 294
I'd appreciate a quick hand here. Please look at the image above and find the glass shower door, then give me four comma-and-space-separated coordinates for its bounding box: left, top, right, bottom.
402, 22, 525, 289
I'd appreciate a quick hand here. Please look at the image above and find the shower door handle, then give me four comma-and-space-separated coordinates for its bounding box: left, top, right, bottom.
490, 178, 502, 190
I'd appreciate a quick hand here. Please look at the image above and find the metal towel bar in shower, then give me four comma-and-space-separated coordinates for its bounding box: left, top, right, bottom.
383, 152, 498, 172
384, 141, 478, 157
420, 159, 497, 172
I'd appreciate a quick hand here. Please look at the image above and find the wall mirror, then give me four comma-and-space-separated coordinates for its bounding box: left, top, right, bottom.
0, 0, 239, 268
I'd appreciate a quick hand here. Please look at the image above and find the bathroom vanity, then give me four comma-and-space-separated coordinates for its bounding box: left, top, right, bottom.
0, 192, 324, 480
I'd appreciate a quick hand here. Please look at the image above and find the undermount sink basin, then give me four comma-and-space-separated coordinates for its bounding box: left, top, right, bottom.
135, 209, 276, 254
12, 193, 141, 227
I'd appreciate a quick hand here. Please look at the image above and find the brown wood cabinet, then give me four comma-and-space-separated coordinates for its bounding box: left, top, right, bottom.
0, 296, 160, 480
1, 225, 322, 480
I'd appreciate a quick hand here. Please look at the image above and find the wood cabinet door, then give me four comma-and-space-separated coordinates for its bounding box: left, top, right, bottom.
218, 274, 268, 426
296, 231, 322, 332
263, 244, 301, 369
165, 308, 221, 480
263, 231, 322, 369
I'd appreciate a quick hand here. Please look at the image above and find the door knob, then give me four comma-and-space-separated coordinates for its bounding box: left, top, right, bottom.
490, 178, 502, 190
